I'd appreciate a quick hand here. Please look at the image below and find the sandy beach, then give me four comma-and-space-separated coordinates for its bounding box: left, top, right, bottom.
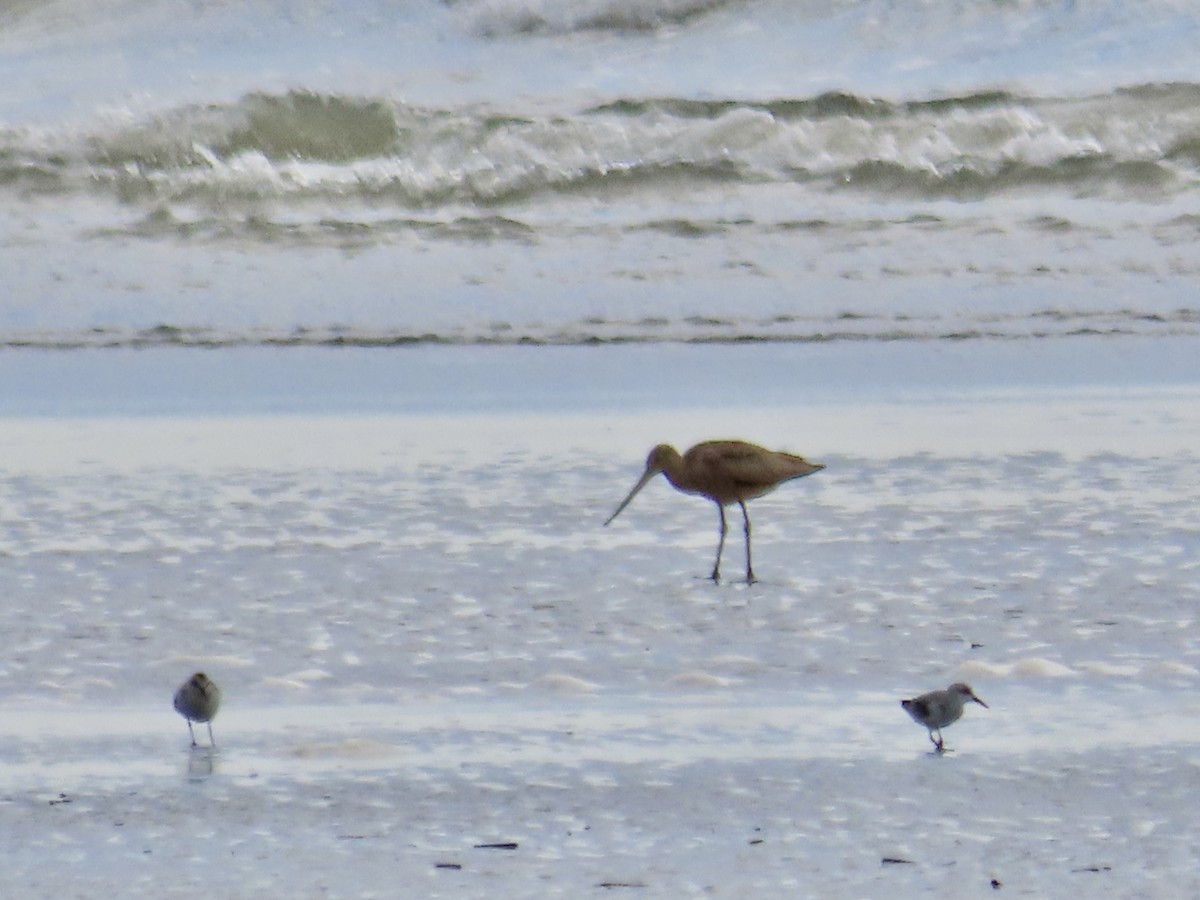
0, 340, 1196, 897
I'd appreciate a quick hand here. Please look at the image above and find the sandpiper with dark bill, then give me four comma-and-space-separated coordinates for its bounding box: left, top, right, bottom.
901, 682, 988, 753
174, 672, 221, 747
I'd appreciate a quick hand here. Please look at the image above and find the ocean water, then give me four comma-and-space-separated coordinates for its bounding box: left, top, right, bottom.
3, 0, 1200, 343
4, 2, 1200, 897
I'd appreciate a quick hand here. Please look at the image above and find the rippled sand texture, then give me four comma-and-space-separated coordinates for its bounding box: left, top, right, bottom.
0, 386, 1198, 897
2, 447, 1196, 702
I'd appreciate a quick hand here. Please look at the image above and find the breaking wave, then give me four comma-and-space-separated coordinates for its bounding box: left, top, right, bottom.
5, 83, 1200, 221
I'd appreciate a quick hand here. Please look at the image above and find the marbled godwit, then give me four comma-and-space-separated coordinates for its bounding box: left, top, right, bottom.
604, 440, 824, 583
901, 683, 988, 753
174, 672, 221, 747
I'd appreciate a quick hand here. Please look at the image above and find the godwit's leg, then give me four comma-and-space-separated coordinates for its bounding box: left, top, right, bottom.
739, 500, 756, 584
711, 503, 728, 583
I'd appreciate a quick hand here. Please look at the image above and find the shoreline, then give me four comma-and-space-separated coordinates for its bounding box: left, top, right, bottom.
2, 334, 1198, 418
0, 386, 1196, 474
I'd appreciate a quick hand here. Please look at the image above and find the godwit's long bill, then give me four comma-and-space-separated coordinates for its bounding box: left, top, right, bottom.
604, 440, 823, 583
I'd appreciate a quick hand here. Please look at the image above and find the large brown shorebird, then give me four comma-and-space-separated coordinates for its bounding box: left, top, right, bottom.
604, 439, 824, 584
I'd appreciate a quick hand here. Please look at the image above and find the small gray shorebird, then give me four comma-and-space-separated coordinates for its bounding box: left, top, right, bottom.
174, 672, 221, 747
901, 682, 988, 753
604, 440, 824, 584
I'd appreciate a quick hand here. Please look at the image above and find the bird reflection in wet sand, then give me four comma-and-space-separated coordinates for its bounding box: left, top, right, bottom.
605, 440, 824, 584
186, 747, 217, 780
901, 683, 988, 753
174, 672, 221, 747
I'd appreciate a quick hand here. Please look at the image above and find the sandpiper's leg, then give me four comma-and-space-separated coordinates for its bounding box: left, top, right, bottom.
739, 501, 756, 584
207, 722, 216, 746
932, 730, 945, 753
187, 720, 197, 747
711, 503, 728, 583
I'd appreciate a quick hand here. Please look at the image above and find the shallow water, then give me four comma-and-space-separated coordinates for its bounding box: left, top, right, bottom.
6, 689, 1200, 897
1, 341, 1198, 895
